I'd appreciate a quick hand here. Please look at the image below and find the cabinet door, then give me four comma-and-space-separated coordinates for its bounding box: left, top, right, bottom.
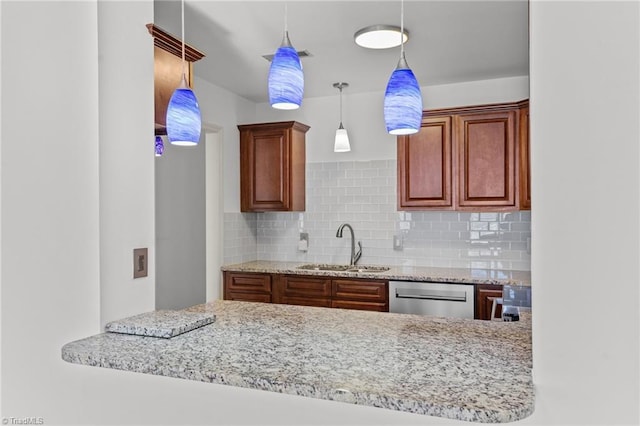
276, 276, 332, 307
475, 284, 503, 320
239, 122, 308, 212
398, 116, 453, 209
519, 106, 531, 210
223, 272, 272, 303
457, 111, 517, 209
240, 127, 291, 211
332, 279, 389, 312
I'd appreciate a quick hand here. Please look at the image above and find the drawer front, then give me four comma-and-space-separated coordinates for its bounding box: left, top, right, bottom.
279, 296, 332, 308
331, 300, 388, 312
226, 291, 272, 303
332, 279, 388, 303
281, 276, 332, 298
226, 273, 272, 293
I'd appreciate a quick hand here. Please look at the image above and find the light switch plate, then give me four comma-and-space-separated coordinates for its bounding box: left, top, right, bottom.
133, 248, 148, 278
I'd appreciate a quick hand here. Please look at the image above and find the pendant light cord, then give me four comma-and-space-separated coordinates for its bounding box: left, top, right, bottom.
339, 85, 343, 126
284, 3, 288, 33
181, 0, 186, 79
400, 0, 405, 57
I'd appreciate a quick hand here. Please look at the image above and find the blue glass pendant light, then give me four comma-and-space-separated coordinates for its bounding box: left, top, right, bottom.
155, 135, 165, 157
383, 0, 422, 135
268, 4, 304, 110
166, 0, 201, 145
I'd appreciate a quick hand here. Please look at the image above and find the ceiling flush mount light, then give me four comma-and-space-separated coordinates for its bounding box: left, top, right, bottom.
268, 4, 304, 110
155, 136, 165, 157
333, 82, 351, 153
166, 0, 202, 146
354, 25, 409, 49
383, 0, 423, 135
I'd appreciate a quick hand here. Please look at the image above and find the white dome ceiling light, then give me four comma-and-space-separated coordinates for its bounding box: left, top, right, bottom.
354, 24, 409, 49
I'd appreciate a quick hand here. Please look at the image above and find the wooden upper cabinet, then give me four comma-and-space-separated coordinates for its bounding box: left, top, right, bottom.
457, 110, 517, 209
147, 24, 205, 136
397, 100, 529, 211
398, 116, 453, 210
239, 121, 309, 212
519, 106, 531, 210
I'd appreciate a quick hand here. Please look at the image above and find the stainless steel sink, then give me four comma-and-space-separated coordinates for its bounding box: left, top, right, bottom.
297, 264, 390, 273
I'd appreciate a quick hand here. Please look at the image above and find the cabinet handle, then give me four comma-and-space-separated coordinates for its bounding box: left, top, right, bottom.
395, 289, 467, 303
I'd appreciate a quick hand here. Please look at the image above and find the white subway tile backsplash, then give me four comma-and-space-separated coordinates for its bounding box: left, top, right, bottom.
223, 161, 531, 271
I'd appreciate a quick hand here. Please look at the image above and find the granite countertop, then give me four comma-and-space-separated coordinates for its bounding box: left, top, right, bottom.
62, 300, 534, 423
222, 260, 531, 286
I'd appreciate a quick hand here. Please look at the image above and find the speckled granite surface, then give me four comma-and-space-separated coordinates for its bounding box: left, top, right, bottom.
105, 310, 215, 338
63, 300, 533, 423
222, 260, 531, 286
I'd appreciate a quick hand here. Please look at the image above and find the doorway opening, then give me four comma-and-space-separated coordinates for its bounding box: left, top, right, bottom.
155, 125, 223, 310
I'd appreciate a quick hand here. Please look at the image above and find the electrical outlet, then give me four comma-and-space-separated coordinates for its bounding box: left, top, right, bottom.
393, 235, 403, 251
298, 232, 309, 252
133, 248, 148, 278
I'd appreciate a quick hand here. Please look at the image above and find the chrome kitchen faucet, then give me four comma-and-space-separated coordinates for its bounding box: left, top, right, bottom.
336, 223, 362, 266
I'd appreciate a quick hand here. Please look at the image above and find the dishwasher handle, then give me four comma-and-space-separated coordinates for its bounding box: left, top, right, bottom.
395, 288, 467, 303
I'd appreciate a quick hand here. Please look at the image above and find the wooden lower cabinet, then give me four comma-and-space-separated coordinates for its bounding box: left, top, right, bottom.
332, 279, 388, 312
223, 271, 388, 312
223, 271, 272, 303
226, 292, 272, 303
274, 275, 332, 308
475, 284, 503, 320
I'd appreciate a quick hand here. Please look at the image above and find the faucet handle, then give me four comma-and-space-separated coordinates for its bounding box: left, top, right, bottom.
354, 241, 363, 264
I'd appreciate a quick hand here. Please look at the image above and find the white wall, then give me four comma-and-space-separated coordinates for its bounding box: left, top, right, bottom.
1, 1, 638, 425
192, 76, 256, 213
528, 1, 639, 423
98, 0, 156, 326
0, 0, 102, 417
255, 76, 529, 163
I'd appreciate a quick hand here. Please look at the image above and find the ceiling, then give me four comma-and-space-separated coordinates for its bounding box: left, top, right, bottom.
154, 1, 529, 104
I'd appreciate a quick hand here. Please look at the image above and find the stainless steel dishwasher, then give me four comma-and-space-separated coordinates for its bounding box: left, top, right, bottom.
389, 281, 474, 318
